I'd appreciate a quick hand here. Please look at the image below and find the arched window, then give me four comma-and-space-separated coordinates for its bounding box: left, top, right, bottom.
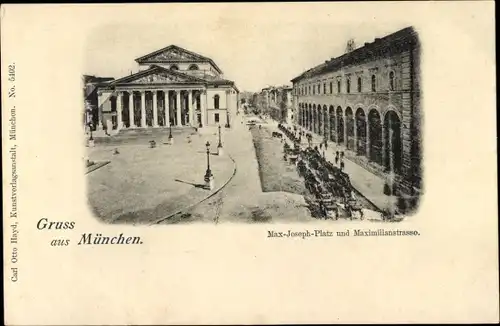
170, 64, 179, 71
357, 77, 362, 93
337, 80, 341, 93
188, 64, 199, 70
214, 95, 220, 109
346, 78, 351, 93
389, 71, 395, 91
371, 75, 376, 92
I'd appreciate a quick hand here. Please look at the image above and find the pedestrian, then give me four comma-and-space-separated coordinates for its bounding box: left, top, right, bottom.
325, 140, 328, 151
340, 160, 345, 171
320, 143, 323, 150
341, 151, 344, 158
335, 152, 339, 165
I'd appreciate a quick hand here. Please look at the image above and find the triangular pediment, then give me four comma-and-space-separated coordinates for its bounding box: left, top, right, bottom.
136, 45, 209, 64
110, 66, 206, 85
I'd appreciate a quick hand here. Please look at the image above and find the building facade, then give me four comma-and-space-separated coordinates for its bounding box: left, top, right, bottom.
257, 85, 294, 124
291, 27, 421, 204
94, 45, 239, 132
83, 75, 115, 131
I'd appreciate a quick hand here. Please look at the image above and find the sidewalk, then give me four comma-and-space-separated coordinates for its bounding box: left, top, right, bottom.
282, 124, 396, 212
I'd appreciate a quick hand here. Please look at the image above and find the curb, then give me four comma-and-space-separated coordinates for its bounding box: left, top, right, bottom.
151, 153, 237, 225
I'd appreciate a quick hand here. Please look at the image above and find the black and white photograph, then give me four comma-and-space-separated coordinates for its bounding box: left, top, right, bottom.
3, 3, 497, 325
84, 23, 422, 224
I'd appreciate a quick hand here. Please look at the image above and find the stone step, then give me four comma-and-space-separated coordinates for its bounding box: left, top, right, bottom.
115, 126, 197, 137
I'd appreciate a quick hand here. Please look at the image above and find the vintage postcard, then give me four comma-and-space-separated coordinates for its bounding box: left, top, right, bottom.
2, 2, 498, 325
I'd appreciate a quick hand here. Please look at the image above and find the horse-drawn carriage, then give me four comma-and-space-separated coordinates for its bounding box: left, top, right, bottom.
318, 187, 339, 219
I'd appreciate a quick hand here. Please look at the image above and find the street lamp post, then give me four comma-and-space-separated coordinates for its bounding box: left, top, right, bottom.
168, 122, 174, 145
217, 124, 224, 156
87, 110, 95, 147
204, 141, 214, 190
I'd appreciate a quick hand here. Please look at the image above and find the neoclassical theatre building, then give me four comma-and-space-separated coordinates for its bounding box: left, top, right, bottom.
94, 45, 239, 131
291, 27, 421, 205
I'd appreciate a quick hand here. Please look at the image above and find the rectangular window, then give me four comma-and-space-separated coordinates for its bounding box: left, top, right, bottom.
214, 113, 219, 123
323, 83, 326, 94
330, 82, 333, 94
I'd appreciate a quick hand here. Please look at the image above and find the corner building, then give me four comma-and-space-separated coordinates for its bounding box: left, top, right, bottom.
96, 45, 239, 132
291, 27, 422, 206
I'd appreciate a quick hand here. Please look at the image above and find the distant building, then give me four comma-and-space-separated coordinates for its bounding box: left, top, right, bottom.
94, 45, 239, 132
256, 85, 294, 123
291, 26, 421, 210
83, 75, 115, 131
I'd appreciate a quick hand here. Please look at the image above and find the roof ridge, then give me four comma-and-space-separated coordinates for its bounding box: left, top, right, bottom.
291, 26, 416, 82
134, 44, 223, 74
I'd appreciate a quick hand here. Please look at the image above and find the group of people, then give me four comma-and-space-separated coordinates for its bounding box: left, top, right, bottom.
279, 125, 349, 172
277, 123, 300, 144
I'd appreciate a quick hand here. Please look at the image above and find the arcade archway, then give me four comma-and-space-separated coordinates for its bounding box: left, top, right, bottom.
345, 107, 354, 150
368, 109, 382, 165
336, 106, 344, 145
355, 108, 367, 156
329, 106, 335, 142
384, 110, 402, 173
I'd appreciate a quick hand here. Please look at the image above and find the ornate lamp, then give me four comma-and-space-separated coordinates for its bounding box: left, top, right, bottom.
217, 124, 224, 156
204, 141, 214, 190
168, 122, 174, 145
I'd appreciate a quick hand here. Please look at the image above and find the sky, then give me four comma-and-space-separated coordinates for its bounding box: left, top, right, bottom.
83, 3, 413, 93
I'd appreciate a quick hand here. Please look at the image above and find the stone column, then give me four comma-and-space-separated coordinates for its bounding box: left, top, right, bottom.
176, 91, 182, 126
200, 90, 207, 127
153, 90, 159, 127
343, 115, 347, 148
381, 124, 386, 168
324, 110, 329, 141
164, 90, 170, 126
116, 92, 123, 130
320, 109, 323, 136
140, 90, 146, 127
353, 115, 357, 153
129, 91, 135, 127
188, 90, 193, 126
366, 121, 371, 159
96, 91, 104, 130
333, 114, 338, 143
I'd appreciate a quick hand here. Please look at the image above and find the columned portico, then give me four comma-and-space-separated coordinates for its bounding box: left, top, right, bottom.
102, 62, 238, 131
188, 90, 193, 126
165, 91, 170, 126
175, 91, 182, 127
152, 91, 159, 127
140, 91, 146, 127
116, 92, 123, 129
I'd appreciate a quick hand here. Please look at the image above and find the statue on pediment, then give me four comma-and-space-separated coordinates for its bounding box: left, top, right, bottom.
133, 73, 180, 84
